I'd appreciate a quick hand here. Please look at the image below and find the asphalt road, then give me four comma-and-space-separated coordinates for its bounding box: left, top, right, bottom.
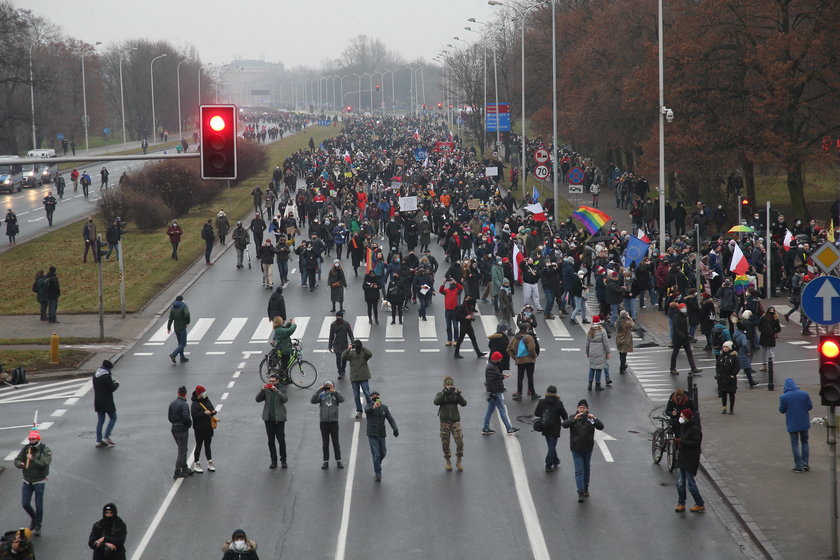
0, 214, 780, 559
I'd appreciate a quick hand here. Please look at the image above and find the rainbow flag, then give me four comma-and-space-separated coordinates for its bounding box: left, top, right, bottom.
734, 274, 752, 295
573, 206, 611, 235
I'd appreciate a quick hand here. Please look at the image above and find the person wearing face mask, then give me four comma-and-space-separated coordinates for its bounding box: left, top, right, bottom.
311, 380, 345, 469
166, 220, 183, 260
669, 303, 702, 376
674, 409, 705, 513
222, 528, 259, 560
328, 260, 347, 313
561, 399, 604, 503
715, 341, 739, 414
328, 311, 354, 379
190, 385, 217, 473
439, 278, 464, 347
14, 430, 52, 536
88, 503, 127, 560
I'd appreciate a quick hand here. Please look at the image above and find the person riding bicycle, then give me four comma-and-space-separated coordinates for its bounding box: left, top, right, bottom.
271, 316, 297, 373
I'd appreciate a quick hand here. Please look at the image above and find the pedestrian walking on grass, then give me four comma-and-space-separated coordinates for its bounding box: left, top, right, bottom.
561, 399, 603, 503
166, 220, 183, 260
167, 295, 190, 364
168, 386, 193, 479
779, 378, 813, 473
32, 270, 48, 321
93, 360, 119, 448
311, 380, 345, 469
674, 408, 705, 513
434, 376, 467, 472
365, 390, 398, 482
190, 385, 217, 473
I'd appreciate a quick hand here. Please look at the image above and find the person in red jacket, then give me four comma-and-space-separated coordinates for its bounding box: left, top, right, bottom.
167, 220, 183, 260
439, 278, 463, 346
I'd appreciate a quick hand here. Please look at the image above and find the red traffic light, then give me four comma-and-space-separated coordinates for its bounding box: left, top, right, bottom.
375, 84, 380, 90
819, 335, 840, 406
437, 103, 443, 109
200, 104, 237, 180
741, 198, 750, 206
821, 338, 840, 359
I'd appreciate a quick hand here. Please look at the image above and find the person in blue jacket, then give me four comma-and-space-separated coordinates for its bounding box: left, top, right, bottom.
779, 378, 813, 473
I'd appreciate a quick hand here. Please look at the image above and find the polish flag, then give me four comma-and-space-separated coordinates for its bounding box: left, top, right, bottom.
783, 229, 794, 251
729, 242, 749, 275
512, 243, 525, 284
637, 228, 650, 244
413, 129, 420, 140
524, 203, 547, 222
343, 151, 352, 163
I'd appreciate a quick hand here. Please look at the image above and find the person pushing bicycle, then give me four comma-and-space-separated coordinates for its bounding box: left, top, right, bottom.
272, 316, 297, 372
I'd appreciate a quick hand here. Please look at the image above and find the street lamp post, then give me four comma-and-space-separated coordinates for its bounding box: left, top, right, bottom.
29, 44, 36, 150
657, 0, 667, 254
465, 25, 487, 155
150, 54, 167, 144
81, 42, 102, 152
176, 58, 189, 142
118, 48, 136, 145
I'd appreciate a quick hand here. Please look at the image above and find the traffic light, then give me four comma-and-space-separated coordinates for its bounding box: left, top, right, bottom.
200, 105, 237, 180
437, 103, 443, 110
819, 336, 840, 406
375, 84, 380, 91
741, 197, 750, 209
345, 106, 352, 112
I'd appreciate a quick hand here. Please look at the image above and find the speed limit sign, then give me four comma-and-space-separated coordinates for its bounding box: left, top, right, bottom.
534, 164, 550, 180
534, 148, 549, 164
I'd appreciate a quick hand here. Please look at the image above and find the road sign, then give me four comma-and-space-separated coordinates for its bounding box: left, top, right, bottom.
534, 164, 550, 180
103, 128, 111, 135
56, 133, 64, 141
534, 148, 549, 164
811, 242, 840, 275
567, 166, 584, 185
485, 103, 511, 132
568, 184, 584, 195
802, 276, 840, 325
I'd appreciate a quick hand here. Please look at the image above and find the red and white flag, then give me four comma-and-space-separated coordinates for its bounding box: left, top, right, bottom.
512, 244, 525, 284
343, 151, 352, 163
729, 243, 749, 275
637, 228, 650, 244
783, 229, 794, 251
413, 129, 420, 140
524, 203, 547, 222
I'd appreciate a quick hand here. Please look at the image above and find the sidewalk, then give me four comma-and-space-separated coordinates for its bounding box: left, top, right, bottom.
562, 190, 827, 559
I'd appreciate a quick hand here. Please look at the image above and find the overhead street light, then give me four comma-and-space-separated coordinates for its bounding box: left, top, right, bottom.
176, 58, 190, 143
118, 47, 137, 145
81, 41, 102, 152
150, 54, 167, 144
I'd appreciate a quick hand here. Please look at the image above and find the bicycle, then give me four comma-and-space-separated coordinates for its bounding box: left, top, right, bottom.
651, 415, 679, 472
258, 338, 318, 388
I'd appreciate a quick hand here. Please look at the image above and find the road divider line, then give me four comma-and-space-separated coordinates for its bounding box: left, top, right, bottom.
500, 410, 550, 560
335, 421, 360, 560
128, 470, 187, 560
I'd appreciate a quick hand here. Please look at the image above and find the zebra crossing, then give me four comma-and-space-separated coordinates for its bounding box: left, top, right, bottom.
624, 348, 678, 402
0, 378, 91, 405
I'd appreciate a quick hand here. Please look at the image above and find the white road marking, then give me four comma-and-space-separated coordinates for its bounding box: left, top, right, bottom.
221, 393, 229, 400
217, 317, 248, 342
594, 430, 616, 462
206, 351, 225, 355
4, 451, 18, 461
227, 381, 235, 388
143, 342, 165, 346
385, 349, 405, 353
318, 316, 333, 341
313, 349, 329, 353
63, 397, 79, 405
242, 351, 262, 359
352, 315, 371, 341
385, 321, 403, 339
133, 352, 153, 356
237, 362, 246, 369
187, 318, 215, 341
419, 349, 440, 353
334, 421, 360, 560
545, 316, 572, 339
232, 371, 240, 378
500, 410, 550, 560
250, 318, 273, 343
215, 404, 223, 412
148, 323, 170, 342
418, 315, 437, 339
28, 216, 45, 222
128, 467, 188, 560
560, 348, 581, 352
51, 409, 66, 417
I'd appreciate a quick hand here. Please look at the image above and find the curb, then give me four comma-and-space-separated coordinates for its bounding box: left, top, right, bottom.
700, 454, 783, 560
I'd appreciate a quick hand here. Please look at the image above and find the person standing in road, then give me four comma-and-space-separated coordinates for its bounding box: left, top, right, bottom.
14, 430, 51, 535
55, 174, 65, 199
256, 373, 288, 469
45, 266, 60, 323
585, 316, 611, 391
482, 351, 519, 435
365, 390, 398, 482
434, 376, 467, 472
232, 221, 250, 270
328, 311, 354, 379
221, 528, 259, 560
439, 277, 463, 346
166, 220, 183, 260
258, 239, 275, 289
215, 210, 230, 245
343, 339, 373, 418
169, 386, 193, 479
80, 171, 92, 198
5, 208, 18, 245
250, 212, 266, 248
267, 286, 286, 323
779, 377, 813, 473
669, 303, 703, 376
87, 503, 127, 560
190, 385, 217, 473
328, 260, 347, 313
362, 270, 381, 325
83, 218, 97, 263
534, 385, 569, 472
70, 168, 79, 192
615, 310, 635, 374
93, 360, 119, 447
32, 270, 48, 321
311, 380, 345, 469
167, 295, 190, 364
42, 191, 57, 227
453, 296, 486, 359
561, 399, 604, 503
508, 322, 538, 399
99, 167, 109, 189
674, 408, 705, 513
715, 341, 739, 414
201, 219, 215, 265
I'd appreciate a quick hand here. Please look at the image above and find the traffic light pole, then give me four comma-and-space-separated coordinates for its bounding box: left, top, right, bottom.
829, 405, 838, 559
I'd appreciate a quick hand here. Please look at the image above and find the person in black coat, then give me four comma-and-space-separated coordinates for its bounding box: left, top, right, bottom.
487, 324, 511, 371
534, 386, 569, 472
699, 295, 716, 351
715, 342, 739, 414
266, 287, 286, 322
669, 304, 702, 375
190, 385, 217, 473
561, 399, 604, 502
88, 503, 127, 560
453, 296, 486, 359
93, 360, 119, 447
674, 408, 705, 512
45, 266, 60, 323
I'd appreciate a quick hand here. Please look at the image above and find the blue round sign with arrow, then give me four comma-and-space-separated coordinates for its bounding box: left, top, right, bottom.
801, 276, 840, 325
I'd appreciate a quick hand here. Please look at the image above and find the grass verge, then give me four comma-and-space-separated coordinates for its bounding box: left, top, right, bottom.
0, 126, 344, 315
0, 337, 121, 345
0, 349, 93, 372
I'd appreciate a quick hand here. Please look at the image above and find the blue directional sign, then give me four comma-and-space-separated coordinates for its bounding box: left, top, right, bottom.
485, 103, 511, 132
801, 276, 840, 325
318, 120, 331, 126
103, 128, 111, 135
56, 133, 65, 141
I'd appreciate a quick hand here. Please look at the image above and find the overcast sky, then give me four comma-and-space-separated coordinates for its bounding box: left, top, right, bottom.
22, 0, 500, 68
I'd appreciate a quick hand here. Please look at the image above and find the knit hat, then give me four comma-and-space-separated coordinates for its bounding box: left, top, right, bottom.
591, 315, 601, 324
490, 351, 504, 362
443, 376, 455, 387
195, 385, 206, 395
335, 310, 344, 317
231, 528, 247, 541
680, 408, 694, 420
28, 430, 40, 441
101, 359, 113, 370
177, 386, 187, 396
577, 399, 589, 408
678, 303, 687, 309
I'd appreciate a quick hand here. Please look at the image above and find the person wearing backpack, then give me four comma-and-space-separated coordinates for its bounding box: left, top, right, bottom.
434, 376, 467, 472
533, 385, 569, 472
507, 322, 538, 400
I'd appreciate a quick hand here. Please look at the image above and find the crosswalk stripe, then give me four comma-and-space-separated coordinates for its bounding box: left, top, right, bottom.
353, 316, 371, 341
479, 315, 499, 339
217, 318, 248, 342
788, 340, 808, 345
250, 318, 273, 342
0, 380, 88, 403
187, 318, 215, 342
385, 321, 403, 339
148, 323, 170, 342
418, 315, 437, 339
544, 317, 572, 339
318, 317, 333, 341
292, 316, 310, 340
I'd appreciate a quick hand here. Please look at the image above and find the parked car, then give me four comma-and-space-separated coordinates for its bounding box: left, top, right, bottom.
0, 156, 23, 193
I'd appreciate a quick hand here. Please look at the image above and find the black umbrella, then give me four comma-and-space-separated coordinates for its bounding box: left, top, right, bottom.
585, 235, 613, 244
